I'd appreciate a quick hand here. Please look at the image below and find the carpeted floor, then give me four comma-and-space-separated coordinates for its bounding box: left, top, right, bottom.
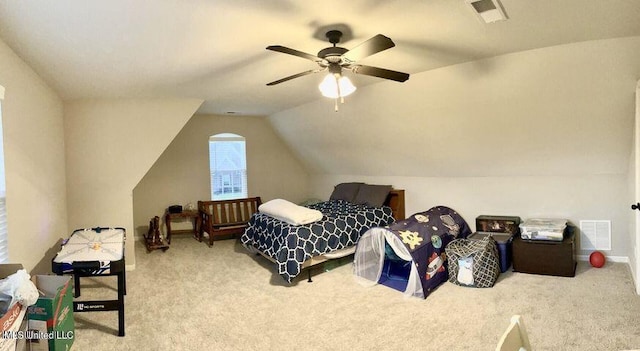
69, 236, 640, 351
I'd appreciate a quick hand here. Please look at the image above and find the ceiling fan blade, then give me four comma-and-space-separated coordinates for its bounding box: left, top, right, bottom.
342, 34, 395, 63
351, 65, 410, 82
266, 45, 323, 63
266, 69, 324, 86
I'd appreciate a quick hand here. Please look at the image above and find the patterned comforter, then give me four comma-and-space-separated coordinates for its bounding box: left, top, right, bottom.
241, 200, 395, 283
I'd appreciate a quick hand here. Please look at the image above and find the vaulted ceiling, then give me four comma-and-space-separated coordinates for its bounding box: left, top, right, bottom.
1, 0, 639, 116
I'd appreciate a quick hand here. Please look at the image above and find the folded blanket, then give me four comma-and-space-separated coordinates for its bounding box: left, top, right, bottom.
258, 199, 323, 225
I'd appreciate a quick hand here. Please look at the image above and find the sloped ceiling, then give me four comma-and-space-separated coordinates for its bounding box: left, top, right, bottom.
269, 37, 640, 177
0, 0, 639, 116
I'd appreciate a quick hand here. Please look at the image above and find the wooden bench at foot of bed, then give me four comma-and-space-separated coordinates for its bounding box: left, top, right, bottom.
197, 197, 262, 247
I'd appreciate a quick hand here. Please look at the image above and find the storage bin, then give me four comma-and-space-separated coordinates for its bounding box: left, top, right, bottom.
519, 218, 567, 241
468, 232, 513, 273
475, 215, 521, 235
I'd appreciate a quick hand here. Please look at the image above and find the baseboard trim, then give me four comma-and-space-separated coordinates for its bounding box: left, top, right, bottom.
126, 263, 136, 271
576, 254, 629, 263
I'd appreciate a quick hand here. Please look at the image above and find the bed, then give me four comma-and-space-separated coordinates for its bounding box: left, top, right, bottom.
240, 184, 405, 283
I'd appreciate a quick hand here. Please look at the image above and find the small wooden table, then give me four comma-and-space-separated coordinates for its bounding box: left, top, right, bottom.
165, 210, 199, 244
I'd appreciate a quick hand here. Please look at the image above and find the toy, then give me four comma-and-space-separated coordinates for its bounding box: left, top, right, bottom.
144, 216, 169, 252
589, 251, 605, 268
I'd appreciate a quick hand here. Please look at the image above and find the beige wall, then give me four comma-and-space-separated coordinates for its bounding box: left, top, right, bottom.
64, 98, 203, 268
0, 39, 67, 271
310, 174, 628, 257
133, 113, 309, 236
270, 36, 640, 259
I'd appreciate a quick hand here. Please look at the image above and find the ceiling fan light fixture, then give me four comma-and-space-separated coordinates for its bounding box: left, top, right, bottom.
266, 28, 408, 111
318, 74, 356, 99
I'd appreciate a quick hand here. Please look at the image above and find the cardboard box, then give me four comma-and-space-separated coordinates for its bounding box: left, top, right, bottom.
0, 264, 28, 351
14, 317, 27, 351
27, 275, 74, 351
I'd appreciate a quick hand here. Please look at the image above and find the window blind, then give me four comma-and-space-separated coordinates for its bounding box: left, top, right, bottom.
0, 90, 8, 263
209, 133, 247, 200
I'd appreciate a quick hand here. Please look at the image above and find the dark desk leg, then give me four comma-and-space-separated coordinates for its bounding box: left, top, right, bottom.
74, 274, 81, 298
192, 216, 199, 239
165, 212, 172, 244
117, 271, 125, 337
196, 214, 203, 242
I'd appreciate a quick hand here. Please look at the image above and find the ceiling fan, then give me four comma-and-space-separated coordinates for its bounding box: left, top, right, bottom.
266, 30, 410, 103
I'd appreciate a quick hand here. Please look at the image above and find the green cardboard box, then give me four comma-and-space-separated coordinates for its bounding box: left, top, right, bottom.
27, 275, 74, 351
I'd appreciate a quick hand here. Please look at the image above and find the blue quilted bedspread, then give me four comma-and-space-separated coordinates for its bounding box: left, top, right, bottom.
241, 200, 395, 283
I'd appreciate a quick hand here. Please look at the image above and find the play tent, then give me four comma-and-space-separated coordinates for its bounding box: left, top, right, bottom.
354, 206, 471, 298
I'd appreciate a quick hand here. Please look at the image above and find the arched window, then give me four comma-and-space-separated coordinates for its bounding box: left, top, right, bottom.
209, 133, 247, 200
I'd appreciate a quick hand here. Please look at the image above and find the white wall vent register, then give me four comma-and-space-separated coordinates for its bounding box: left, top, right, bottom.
579, 220, 611, 250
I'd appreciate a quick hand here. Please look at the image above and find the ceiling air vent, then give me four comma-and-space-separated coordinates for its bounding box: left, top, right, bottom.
466, 0, 508, 23
579, 220, 611, 250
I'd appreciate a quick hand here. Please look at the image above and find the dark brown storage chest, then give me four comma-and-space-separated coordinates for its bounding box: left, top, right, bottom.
512, 227, 576, 277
